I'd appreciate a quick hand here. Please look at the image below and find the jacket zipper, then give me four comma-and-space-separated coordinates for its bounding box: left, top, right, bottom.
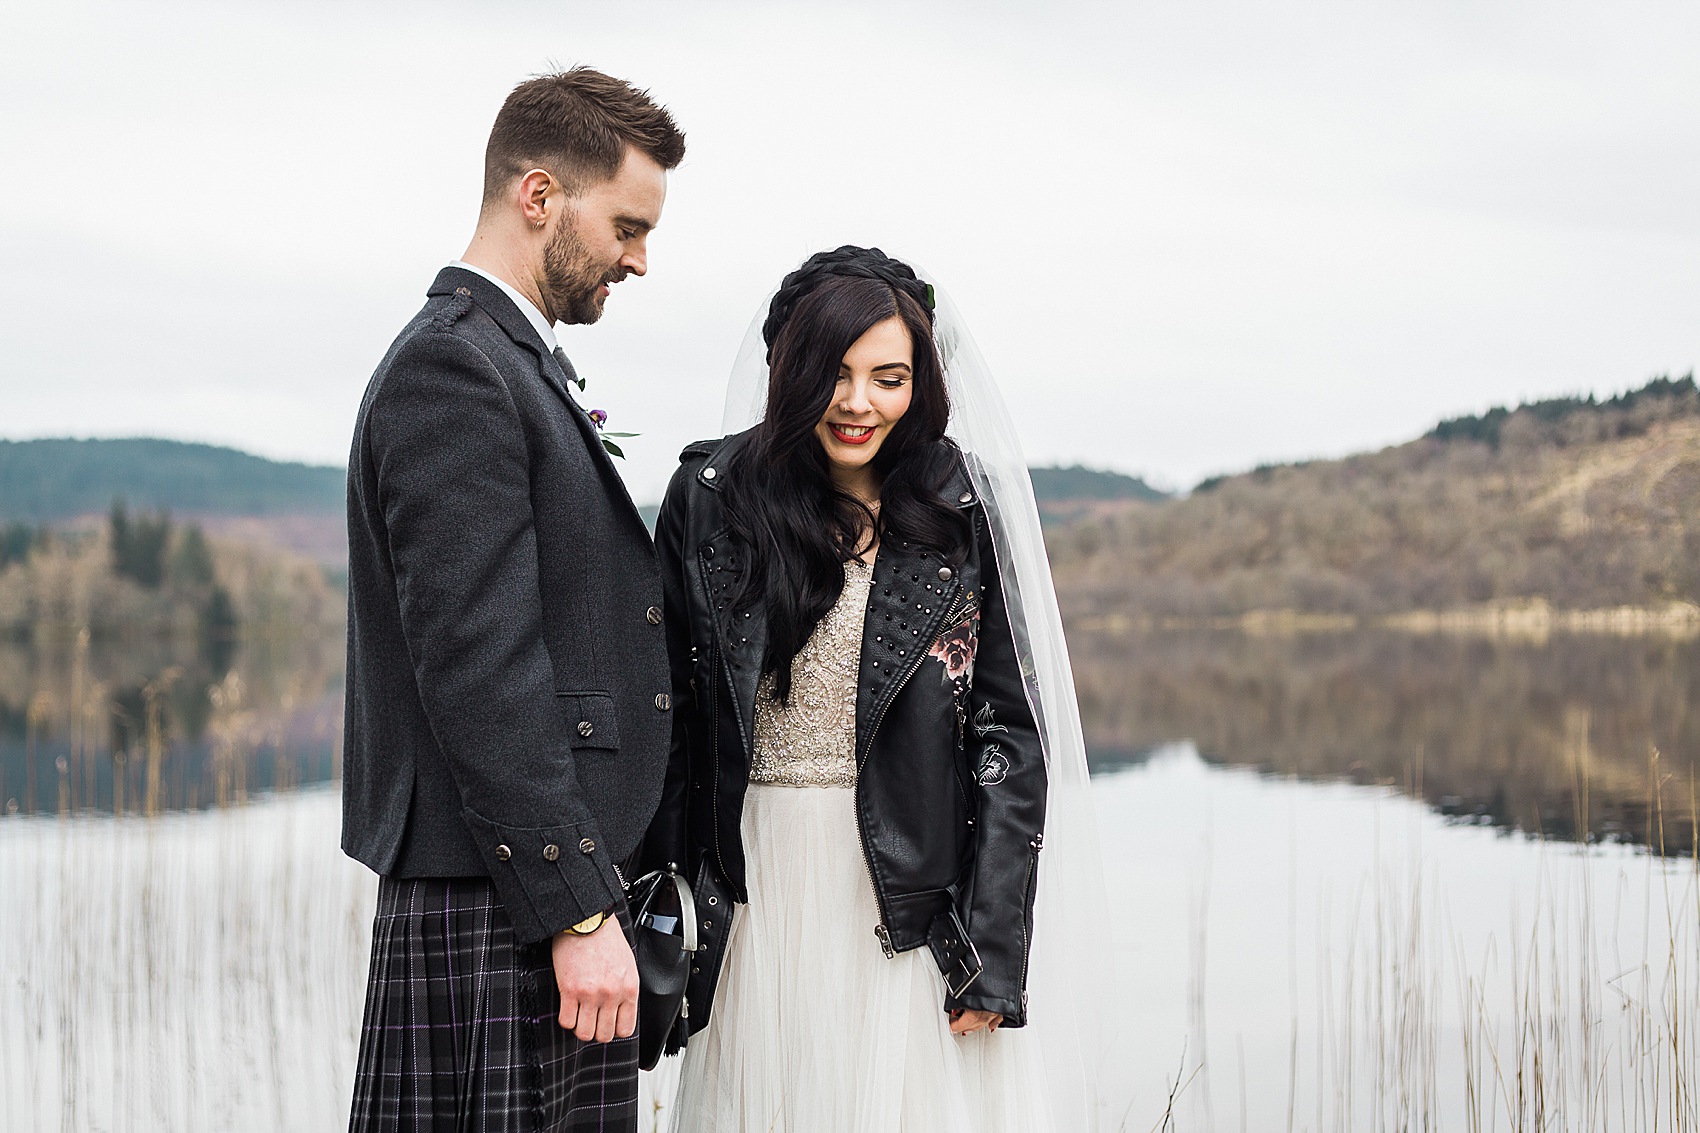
695, 548, 737, 892
950, 689, 973, 812
859, 583, 968, 957
708, 641, 733, 887
1018, 833, 1042, 1013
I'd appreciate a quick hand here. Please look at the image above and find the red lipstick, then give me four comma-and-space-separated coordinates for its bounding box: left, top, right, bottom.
828, 424, 875, 445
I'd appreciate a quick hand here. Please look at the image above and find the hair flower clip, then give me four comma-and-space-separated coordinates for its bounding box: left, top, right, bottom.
587, 409, 637, 459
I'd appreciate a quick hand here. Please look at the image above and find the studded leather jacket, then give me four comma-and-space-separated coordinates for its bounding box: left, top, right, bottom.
641, 432, 1048, 1038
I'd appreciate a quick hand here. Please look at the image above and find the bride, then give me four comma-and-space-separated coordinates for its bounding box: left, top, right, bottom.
643, 246, 1103, 1132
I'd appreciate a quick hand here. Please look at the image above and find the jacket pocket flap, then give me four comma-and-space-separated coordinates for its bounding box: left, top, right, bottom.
557, 691, 620, 751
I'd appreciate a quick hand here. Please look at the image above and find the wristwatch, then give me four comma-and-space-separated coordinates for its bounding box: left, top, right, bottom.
563, 907, 611, 936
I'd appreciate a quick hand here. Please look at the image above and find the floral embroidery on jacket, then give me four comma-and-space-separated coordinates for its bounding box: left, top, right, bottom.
972, 702, 1011, 785
928, 599, 980, 687
976, 742, 1010, 786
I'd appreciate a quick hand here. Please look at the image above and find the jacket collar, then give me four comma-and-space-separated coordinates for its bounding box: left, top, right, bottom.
429, 266, 590, 405
426, 265, 651, 542
430, 262, 587, 407
429, 265, 551, 357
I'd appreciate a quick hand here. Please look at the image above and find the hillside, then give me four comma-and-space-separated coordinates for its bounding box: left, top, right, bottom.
0, 439, 343, 522
0, 440, 1152, 558
1049, 374, 1700, 620
1029, 465, 1167, 526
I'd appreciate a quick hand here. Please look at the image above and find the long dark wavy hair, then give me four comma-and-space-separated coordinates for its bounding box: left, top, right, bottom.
723, 246, 972, 701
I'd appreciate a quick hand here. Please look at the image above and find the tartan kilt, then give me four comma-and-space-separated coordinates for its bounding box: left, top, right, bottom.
349, 876, 639, 1133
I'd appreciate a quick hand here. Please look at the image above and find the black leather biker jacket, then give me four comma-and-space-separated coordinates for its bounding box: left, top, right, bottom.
641, 432, 1048, 1037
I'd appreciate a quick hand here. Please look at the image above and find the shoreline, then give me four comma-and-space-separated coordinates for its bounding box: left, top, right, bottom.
1072, 598, 1700, 641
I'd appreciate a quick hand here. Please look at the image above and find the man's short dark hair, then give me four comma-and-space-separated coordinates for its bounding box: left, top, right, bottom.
483, 68, 686, 205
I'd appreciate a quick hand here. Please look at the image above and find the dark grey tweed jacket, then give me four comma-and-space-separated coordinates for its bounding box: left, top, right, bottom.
342, 266, 672, 945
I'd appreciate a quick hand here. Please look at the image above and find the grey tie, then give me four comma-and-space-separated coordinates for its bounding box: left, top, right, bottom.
551, 346, 585, 392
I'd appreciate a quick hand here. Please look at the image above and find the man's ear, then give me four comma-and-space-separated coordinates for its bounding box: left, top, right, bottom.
517, 168, 554, 231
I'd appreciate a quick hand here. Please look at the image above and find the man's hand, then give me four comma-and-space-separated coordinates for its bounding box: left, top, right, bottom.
551, 916, 639, 1043
949, 1008, 1004, 1035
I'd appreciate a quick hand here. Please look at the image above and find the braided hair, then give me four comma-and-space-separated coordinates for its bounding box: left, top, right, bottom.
761, 245, 935, 362
723, 246, 972, 702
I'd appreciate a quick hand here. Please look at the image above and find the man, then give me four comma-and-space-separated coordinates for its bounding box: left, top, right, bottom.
342, 69, 685, 1132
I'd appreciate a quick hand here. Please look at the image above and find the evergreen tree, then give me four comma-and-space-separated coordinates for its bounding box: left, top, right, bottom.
172, 524, 217, 588
110, 498, 171, 589
0, 522, 33, 568
109, 499, 130, 571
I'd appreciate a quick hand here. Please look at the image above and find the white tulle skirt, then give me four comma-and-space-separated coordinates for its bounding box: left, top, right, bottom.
669, 783, 1054, 1133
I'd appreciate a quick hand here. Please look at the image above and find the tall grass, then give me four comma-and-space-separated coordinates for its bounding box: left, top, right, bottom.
0, 791, 370, 1131
1144, 749, 1700, 1132
3, 754, 1695, 1131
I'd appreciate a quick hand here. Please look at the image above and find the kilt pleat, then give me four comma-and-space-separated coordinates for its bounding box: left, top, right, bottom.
349, 876, 638, 1133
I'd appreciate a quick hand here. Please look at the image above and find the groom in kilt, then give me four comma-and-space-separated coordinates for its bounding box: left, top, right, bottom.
342, 70, 685, 1132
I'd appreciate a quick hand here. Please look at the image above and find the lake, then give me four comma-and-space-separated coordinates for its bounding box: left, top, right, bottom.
2, 626, 1697, 1130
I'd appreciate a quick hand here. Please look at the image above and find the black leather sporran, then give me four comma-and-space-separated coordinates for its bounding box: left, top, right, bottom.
629, 864, 698, 1070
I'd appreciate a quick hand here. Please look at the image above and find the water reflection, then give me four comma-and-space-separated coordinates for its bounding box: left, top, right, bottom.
0, 630, 343, 815
9, 620, 1696, 858
1073, 628, 1700, 855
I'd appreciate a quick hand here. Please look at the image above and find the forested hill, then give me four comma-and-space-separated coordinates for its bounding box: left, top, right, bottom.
1049, 374, 1700, 619
0, 438, 343, 522
0, 437, 1157, 522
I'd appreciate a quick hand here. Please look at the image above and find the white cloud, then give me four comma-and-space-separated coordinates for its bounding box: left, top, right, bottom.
2, 0, 1696, 501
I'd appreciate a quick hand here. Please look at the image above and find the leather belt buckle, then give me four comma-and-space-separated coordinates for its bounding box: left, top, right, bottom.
927, 907, 984, 999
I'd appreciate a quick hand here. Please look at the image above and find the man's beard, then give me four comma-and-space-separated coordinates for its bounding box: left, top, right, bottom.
541, 220, 618, 326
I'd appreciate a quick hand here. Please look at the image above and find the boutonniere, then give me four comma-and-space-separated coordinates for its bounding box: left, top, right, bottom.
586, 409, 638, 460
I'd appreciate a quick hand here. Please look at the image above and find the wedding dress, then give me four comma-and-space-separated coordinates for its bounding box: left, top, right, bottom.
668, 560, 1055, 1133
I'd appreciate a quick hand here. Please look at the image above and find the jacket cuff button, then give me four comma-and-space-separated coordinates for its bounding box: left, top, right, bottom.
647, 606, 663, 625
542, 844, 561, 861
579, 837, 597, 854
494, 844, 512, 862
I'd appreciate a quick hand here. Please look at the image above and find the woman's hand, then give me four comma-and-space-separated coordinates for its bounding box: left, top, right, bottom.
949, 1008, 1003, 1035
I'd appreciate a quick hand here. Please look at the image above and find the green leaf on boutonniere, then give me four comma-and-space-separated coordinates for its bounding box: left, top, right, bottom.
586, 409, 634, 459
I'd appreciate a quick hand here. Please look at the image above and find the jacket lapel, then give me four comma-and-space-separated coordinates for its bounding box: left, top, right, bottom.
855, 541, 964, 764
539, 349, 655, 538
696, 525, 768, 760
854, 461, 979, 762
689, 438, 767, 758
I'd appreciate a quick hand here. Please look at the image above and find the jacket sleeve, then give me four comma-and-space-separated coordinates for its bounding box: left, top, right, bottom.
367, 329, 623, 944
639, 459, 700, 875
948, 513, 1049, 1026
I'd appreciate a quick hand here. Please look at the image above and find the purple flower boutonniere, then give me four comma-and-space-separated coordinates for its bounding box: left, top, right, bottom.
587, 409, 638, 460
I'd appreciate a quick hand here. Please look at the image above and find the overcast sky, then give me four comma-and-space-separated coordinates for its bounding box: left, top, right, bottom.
2, 0, 1696, 501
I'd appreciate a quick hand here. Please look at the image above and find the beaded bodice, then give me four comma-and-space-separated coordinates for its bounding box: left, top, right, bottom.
748, 559, 873, 788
